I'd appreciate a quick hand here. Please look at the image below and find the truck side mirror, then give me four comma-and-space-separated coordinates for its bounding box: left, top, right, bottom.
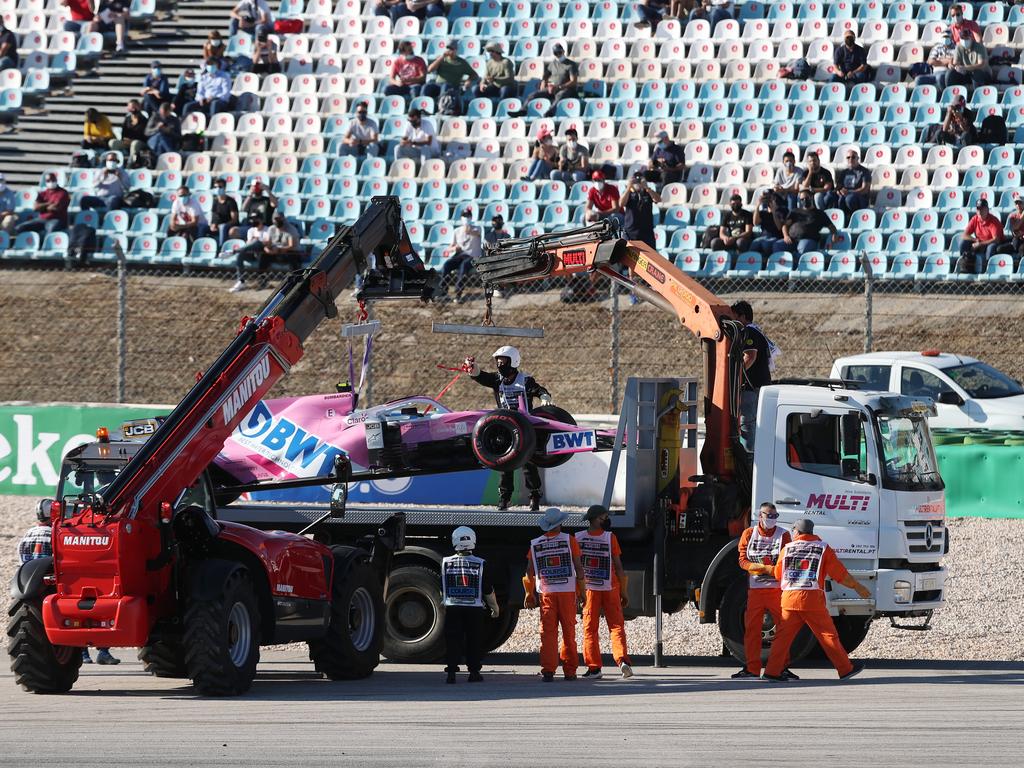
937, 391, 964, 406
330, 483, 348, 518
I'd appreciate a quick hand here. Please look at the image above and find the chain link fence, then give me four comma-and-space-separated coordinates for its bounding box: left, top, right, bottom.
2, 259, 1022, 413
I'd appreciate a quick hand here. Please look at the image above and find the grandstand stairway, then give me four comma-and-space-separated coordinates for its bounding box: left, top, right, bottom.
0, 0, 235, 186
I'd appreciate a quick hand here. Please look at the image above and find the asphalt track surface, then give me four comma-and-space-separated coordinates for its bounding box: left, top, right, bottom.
0, 651, 1019, 767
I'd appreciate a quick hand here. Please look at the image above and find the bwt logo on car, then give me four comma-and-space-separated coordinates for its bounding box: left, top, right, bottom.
221, 355, 272, 426
235, 401, 345, 476
546, 430, 596, 454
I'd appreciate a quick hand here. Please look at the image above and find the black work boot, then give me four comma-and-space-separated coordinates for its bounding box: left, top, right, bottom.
498, 491, 512, 511
529, 492, 541, 512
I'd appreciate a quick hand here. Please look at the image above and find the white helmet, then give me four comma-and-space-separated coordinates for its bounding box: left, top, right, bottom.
492, 345, 521, 368
452, 526, 477, 552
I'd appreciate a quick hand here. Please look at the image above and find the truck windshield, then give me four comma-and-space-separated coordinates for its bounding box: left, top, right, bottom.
876, 416, 944, 492
944, 362, 1024, 399
58, 465, 122, 504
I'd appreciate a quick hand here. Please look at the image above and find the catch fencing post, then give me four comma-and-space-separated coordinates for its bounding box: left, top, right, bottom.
861, 250, 873, 353
610, 280, 620, 411
116, 242, 127, 403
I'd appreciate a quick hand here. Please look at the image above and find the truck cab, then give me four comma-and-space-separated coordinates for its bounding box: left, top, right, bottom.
753, 383, 946, 621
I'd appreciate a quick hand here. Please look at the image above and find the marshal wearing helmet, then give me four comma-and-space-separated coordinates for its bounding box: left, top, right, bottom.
441, 526, 499, 684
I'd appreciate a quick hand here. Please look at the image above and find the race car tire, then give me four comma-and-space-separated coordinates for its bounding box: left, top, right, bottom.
529, 405, 578, 469
472, 409, 536, 471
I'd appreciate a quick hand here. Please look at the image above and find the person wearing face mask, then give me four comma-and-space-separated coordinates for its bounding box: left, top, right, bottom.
385, 41, 427, 98
620, 172, 661, 249
576, 505, 633, 680
424, 40, 478, 114
549, 128, 590, 185
231, 178, 277, 239
203, 30, 226, 66
585, 170, 622, 225
110, 99, 148, 158
948, 4, 983, 45
733, 502, 795, 680
441, 208, 481, 303
168, 185, 209, 243
173, 69, 198, 115
832, 32, 870, 90
184, 60, 234, 119
441, 526, 498, 685
917, 28, 956, 89
523, 43, 578, 118
466, 346, 552, 511
341, 102, 380, 157
834, 151, 871, 216
250, 28, 280, 75
145, 102, 181, 156
948, 32, 991, 90
711, 193, 753, 254
396, 108, 440, 162
0, 172, 17, 233
772, 151, 804, 211
780, 191, 841, 256
751, 191, 788, 257
210, 178, 239, 245
648, 131, 685, 188
476, 42, 516, 102
229, 213, 270, 291
80, 153, 128, 211
522, 129, 559, 182
15, 173, 70, 235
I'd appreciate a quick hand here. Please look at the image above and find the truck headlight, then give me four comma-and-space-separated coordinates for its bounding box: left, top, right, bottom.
893, 580, 912, 604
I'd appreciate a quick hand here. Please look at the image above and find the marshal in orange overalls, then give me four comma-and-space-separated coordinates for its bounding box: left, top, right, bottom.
737, 520, 791, 675
576, 527, 630, 672
525, 528, 584, 679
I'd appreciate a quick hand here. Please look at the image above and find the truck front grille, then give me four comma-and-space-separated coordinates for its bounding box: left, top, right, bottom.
903, 519, 945, 555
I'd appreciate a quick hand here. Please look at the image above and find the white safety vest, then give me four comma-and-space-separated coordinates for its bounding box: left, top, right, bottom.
746, 526, 786, 590
441, 553, 485, 608
779, 539, 827, 592
498, 371, 530, 412
530, 532, 576, 593
575, 529, 614, 591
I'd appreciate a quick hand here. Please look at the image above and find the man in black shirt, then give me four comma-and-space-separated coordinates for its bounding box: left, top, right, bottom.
732, 300, 772, 452
210, 178, 239, 245
620, 172, 661, 248
712, 193, 754, 253
782, 191, 841, 256
751, 191, 787, 256
800, 151, 836, 211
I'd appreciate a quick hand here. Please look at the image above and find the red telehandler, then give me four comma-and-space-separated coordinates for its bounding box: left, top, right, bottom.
8, 197, 436, 695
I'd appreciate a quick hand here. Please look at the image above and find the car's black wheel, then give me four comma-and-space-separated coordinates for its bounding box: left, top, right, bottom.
183, 566, 260, 696
138, 638, 188, 678
309, 555, 384, 680
718, 577, 816, 668
482, 606, 520, 653
7, 597, 82, 694
382, 566, 446, 663
530, 405, 578, 468
472, 409, 537, 471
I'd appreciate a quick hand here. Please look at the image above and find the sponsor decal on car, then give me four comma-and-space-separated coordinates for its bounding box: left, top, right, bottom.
232, 400, 346, 477
545, 430, 597, 455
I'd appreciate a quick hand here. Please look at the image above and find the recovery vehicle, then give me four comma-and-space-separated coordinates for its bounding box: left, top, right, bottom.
8, 196, 435, 695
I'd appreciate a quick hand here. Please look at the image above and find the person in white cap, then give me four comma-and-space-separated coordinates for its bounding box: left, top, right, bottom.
466, 347, 552, 510
523, 508, 585, 682
441, 526, 499, 684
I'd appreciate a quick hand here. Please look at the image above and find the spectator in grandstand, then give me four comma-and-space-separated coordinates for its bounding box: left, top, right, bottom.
145, 102, 181, 156
521, 129, 558, 182
229, 179, 276, 239
61, 0, 95, 35
80, 153, 128, 211
82, 108, 115, 151
424, 40, 479, 114
140, 61, 170, 116
476, 42, 517, 102
1008, 197, 1024, 262
485, 214, 510, 247
396, 108, 440, 163
211, 178, 239, 245
229, 212, 302, 291
621, 172, 661, 249
834, 151, 871, 216
648, 131, 686, 189
799, 151, 836, 211
635, 0, 670, 31
376, 0, 444, 23
173, 68, 198, 115
585, 170, 622, 225
549, 128, 590, 185
204, 30, 227, 66
948, 34, 991, 90
522, 43, 578, 119
110, 99, 148, 158
0, 173, 18, 233
93, 0, 129, 55
710, 193, 753, 254
832, 31, 870, 90
15, 173, 69, 235
780, 191, 841, 257
385, 41, 427, 98
250, 28, 280, 75
266, 211, 303, 265
0, 19, 15, 71
936, 95, 978, 148
773, 151, 805, 211
957, 199, 1009, 274
169, 185, 209, 243
341, 102, 380, 157
948, 4, 983, 45
751, 191, 788, 257
229, 0, 272, 37
229, 214, 270, 291
183, 60, 233, 119
916, 28, 956, 89
440, 208, 481, 303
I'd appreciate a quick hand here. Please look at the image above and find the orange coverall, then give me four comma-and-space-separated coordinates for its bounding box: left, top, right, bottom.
528, 533, 582, 677
764, 533, 854, 678
737, 524, 791, 675
581, 533, 630, 671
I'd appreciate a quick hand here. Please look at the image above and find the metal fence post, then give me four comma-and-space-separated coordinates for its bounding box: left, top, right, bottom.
861, 250, 873, 353
610, 280, 620, 411
116, 244, 127, 403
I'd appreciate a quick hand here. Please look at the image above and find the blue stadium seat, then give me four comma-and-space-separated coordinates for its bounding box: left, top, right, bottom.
822, 251, 858, 279
916, 254, 951, 281
727, 251, 761, 277
700, 251, 731, 277
983, 253, 1014, 281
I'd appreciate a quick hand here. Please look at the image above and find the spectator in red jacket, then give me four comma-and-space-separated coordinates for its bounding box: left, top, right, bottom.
585, 170, 622, 226
15, 173, 70, 235
957, 199, 1010, 274
948, 4, 983, 44
384, 40, 427, 98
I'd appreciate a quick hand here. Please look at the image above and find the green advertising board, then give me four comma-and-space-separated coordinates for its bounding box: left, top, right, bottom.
0, 404, 164, 497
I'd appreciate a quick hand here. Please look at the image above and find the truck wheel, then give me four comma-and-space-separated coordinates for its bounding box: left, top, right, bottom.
718, 577, 816, 668
382, 565, 446, 663
530, 405, 578, 469
183, 566, 260, 696
309, 557, 384, 680
482, 607, 520, 653
138, 639, 188, 678
472, 409, 537, 471
7, 597, 82, 694
807, 616, 873, 657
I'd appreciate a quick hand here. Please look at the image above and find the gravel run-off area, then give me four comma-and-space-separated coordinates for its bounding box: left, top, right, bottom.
0, 495, 1019, 663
